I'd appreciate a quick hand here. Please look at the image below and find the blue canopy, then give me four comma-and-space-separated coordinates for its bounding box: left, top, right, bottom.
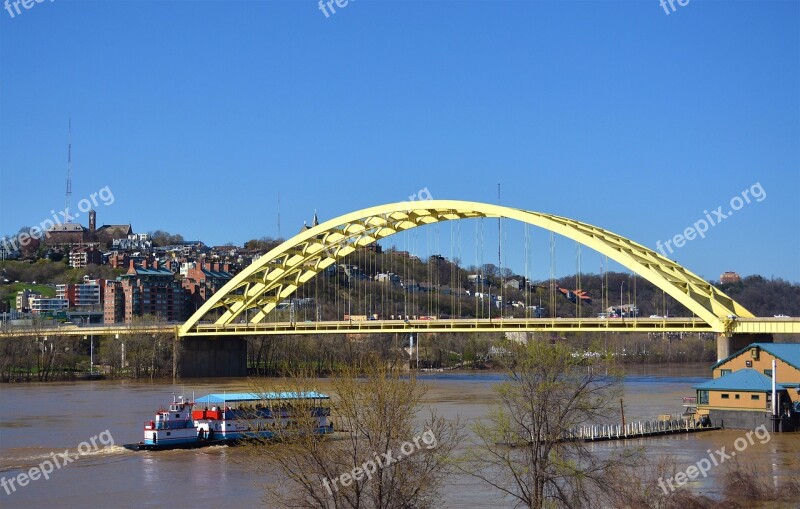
195, 391, 329, 404
694, 369, 785, 392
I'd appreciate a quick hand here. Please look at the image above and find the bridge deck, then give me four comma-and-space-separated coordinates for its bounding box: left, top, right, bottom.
1, 317, 797, 338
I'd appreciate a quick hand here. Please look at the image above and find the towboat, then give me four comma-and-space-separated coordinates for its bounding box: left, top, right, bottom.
124, 391, 333, 451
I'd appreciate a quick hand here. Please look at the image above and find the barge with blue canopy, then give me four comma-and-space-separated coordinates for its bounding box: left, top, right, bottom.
125, 391, 333, 451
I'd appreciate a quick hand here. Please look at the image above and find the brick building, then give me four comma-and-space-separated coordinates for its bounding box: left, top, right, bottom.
69, 246, 103, 268
720, 271, 742, 284
181, 260, 234, 313
57, 276, 104, 308
43, 210, 132, 249
103, 260, 187, 324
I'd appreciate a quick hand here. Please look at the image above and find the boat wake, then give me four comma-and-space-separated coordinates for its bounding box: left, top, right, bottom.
0, 445, 129, 471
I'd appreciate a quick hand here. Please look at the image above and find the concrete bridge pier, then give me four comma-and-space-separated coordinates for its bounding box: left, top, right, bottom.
717, 333, 773, 362
178, 337, 247, 378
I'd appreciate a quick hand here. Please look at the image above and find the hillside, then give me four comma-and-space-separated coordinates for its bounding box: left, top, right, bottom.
2, 254, 798, 319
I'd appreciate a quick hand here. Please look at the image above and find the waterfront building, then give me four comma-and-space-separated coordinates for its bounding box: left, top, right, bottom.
694, 343, 800, 431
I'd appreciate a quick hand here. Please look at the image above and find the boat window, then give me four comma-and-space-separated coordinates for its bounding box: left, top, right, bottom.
751, 395, 760, 400
721, 394, 730, 399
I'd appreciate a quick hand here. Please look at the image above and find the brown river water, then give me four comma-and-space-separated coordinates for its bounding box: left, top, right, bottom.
1, 363, 798, 508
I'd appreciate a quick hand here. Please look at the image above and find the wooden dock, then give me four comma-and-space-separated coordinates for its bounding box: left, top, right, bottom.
569, 418, 720, 442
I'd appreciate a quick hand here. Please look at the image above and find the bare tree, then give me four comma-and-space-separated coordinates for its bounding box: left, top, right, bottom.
459, 339, 636, 509
247, 361, 463, 508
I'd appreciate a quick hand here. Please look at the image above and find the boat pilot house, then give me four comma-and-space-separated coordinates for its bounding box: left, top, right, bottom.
694, 343, 800, 431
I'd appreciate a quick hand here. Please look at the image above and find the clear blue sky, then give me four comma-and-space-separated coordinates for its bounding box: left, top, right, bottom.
1, 0, 798, 281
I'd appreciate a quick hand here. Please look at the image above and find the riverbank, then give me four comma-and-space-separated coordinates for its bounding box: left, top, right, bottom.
2, 358, 723, 383
1, 330, 722, 382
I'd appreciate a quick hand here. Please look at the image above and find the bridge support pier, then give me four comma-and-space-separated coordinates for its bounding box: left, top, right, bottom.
178, 337, 247, 378
717, 333, 773, 362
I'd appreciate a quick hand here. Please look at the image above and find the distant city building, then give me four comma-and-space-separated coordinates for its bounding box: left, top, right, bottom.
95, 223, 134, 247
29, 296, 69, 314
112, 233, 152, 251
44, 222, 91, 246
103, 259, 186, 324
15, 289, 41, 312
0, 240, 20, 260
339, 264, 368, 281
528, 305, 546, 318
43, 210, 132, 248
467, 274, 490, 286
69, 245, 103, 268
57, 276, 105, 308
210, 245, 240, 258
108, 252, 152, 269
182, 260, 234, 312
155, 242, 205, 258
720, 271, 742, 284
375, 272, 401, 285
402, 280, 426, 293
298, 212, 320, 233
605, 304, 640, 318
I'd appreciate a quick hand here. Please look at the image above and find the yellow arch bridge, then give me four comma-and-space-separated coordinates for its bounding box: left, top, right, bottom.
3, 200, 797, 377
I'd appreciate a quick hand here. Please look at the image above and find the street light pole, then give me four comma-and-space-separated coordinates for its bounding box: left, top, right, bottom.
620, 281, 625, 315
85, 335, 93, 376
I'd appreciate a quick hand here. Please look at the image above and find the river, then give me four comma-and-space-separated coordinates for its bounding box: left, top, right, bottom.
1, 363, 798, 508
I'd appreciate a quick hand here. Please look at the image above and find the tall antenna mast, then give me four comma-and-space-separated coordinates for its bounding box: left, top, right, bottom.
64, 119, 73, 223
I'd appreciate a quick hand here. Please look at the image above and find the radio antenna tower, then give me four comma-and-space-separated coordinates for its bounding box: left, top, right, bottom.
64, 119, 73, 223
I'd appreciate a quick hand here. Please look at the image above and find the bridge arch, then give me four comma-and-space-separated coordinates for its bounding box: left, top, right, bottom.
180, 200, 752, 336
